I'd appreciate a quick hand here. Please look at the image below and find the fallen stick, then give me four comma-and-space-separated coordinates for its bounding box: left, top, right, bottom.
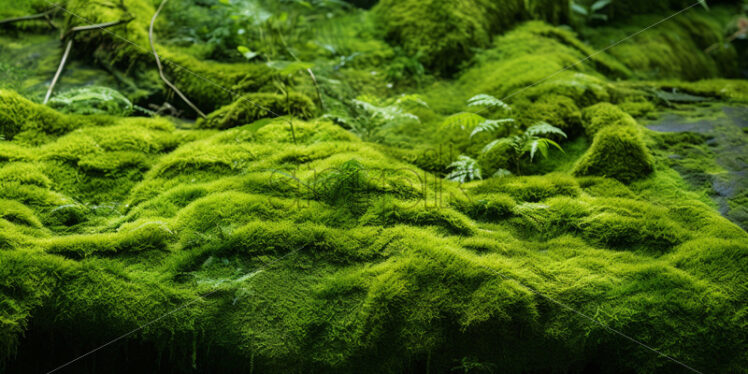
149, 0, 207, 119
0, 9, 54, 26
44, 39, 73, 104
61, 18, 133, 40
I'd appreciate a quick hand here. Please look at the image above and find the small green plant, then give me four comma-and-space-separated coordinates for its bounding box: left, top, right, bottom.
446, 155, 482, 183
571, 0, 612, 24
481, 121, 567, 176
329, 94, 426, 141
446, 93, 566, 183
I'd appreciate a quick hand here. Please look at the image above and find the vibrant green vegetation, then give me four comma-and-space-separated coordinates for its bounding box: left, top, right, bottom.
0, 0, 746, 373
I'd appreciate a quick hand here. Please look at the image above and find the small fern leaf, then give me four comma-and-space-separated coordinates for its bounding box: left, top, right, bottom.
441, 112, 487, 131
447, 155, 482, 183
470, 118, 515, 138
481, 138, 514, 155
467, 94, 511, 111
525, 121, 567, 138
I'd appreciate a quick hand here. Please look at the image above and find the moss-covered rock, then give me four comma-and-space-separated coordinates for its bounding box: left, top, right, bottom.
580, 102, 638, 137
373, 0, 570, 74
583, 9, 740, 80
574, 125, 654, 182
197, 92, 316, 130
0, 90, 76, 140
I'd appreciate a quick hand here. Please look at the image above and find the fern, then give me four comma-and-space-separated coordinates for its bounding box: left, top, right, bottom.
470, 118, 516, 138
480, 121, 567, 174
525, 121, 567, 138
467, 94, 511, 111
524, 138, 563, 161
447, 156, 482, 183
441, 112, 487, 131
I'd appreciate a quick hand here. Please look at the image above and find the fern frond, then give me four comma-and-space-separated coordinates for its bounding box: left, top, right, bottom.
470, 118, 515, 138
441, 112, 487, 131
446, 155, 482, 183
395, 94, 429, 108
481, 137, 514, 155
525, 138, 564, 161
525, 121, 567, 138
467, 94, 511, 111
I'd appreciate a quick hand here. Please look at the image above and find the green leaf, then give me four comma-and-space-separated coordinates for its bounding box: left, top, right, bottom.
571, 2, 589, 16
525, 122, 567, 138
441, 112, 487, 131
267, 61, 314, 76
237, 46, 258, 60
467, 94, 511, 111
470, 118, 515, 138
447, 155, 482, 183
481, 138, 514, 155
591, 0, 612, 12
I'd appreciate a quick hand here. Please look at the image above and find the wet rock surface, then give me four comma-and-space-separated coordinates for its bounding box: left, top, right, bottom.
648, 105, 748, 230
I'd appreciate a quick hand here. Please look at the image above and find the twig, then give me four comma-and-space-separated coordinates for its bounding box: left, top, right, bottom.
61, 18, 133, 40
0, 9, 54, 26
44, 39, 73, 104
149, 0, 206, 119
306, 68, 325, 111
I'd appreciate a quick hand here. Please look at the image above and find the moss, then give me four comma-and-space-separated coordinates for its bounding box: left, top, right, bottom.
574, 125, 654, 183
456, 22, 622, 106
579, 202, 687, 251
518, 94, 583, 134
580, 102, 638, 137
452, 193, 517, 221
373, 1, 570, 74
42, 221, 174, 258
197, 93, 316, 130
0, 90, 78, 140
0, 200, 42, 229
360, 198, 477, 235
471, 173, 581, 202
583, 9, 739, 80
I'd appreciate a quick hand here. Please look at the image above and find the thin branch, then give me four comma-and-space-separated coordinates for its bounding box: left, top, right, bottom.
61, 18, 133, 40
44, 39, 73, 104
149, 0, 206, 119
306, 68, 325, 111
0, 9, 54, 26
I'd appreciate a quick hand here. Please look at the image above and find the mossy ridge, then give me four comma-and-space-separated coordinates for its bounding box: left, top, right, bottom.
373, 0, 571, 74
582, 7, 740, 80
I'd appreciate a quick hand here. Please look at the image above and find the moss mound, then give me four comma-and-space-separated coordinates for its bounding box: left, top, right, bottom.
198, 93, 316, 130
0, 0, 747, 372
583, 9, 740, 80
581, 102, 638, 137
373, 0, 570, 74
574, 125, 655, 182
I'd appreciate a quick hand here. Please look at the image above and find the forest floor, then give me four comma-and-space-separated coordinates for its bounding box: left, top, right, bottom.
0, 0, 747, 373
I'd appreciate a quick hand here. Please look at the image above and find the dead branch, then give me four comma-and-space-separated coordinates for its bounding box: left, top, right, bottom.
61, 18, 133, 40
149, 0, 206, 119
44, 39, 73, 104
0, 9, 54, 26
